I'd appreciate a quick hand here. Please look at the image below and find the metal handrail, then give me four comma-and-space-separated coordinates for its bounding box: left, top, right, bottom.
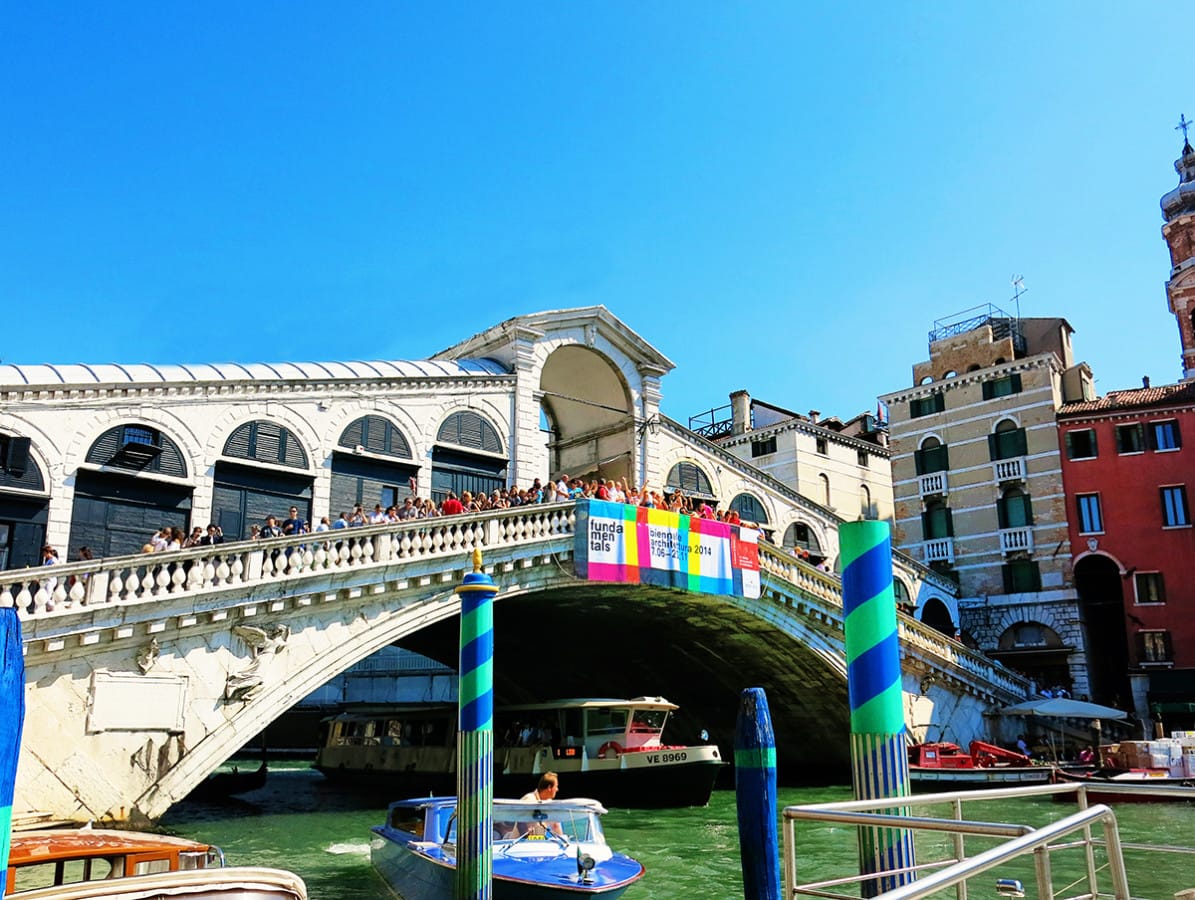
779, 781, 1193, 900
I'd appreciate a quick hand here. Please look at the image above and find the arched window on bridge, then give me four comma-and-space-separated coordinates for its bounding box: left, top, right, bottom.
665, 462, 715, 500
729, 493, 768, 525
0, 432, 48, 570
213, 420, 313, 541
70, 424, 193, 560
919, 596, 955, 636
782, 521, 824, 565
893, 578, 913, 614
331, 415, 419, 513
432, 410, 507, 504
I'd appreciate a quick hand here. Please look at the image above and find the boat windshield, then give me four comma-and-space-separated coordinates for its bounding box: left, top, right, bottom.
442, 804, 607, 846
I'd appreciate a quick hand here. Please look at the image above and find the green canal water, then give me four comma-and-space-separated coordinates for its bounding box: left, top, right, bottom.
159, 763, 1195, 899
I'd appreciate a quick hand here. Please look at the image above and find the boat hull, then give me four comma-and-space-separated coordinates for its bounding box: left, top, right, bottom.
1052, 768, 1195, 803
909, 766, 1054, 791
321, 750, 723, 808
370, 829, 642, 899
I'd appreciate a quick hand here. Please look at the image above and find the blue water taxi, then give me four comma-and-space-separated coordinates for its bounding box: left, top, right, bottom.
369, 796, 645, 899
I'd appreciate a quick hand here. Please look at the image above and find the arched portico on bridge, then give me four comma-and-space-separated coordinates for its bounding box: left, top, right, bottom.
539, 344, 636, 485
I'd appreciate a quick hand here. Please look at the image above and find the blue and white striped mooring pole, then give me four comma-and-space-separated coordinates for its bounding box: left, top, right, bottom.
1, 603, 26, 900
840, 520, 916, 896
735, 687, 781, 900
455, 549, 497, 900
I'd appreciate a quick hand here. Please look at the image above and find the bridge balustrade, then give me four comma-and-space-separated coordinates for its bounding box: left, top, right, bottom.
0, 503, 578, 621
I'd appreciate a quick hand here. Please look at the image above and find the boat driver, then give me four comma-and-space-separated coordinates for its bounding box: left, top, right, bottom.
518, 772, 563, 837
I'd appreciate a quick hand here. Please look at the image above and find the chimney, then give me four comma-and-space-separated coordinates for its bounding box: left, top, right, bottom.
808, 409, 820, 424
1143, 375, 1151, 388
730, 390, 751, 436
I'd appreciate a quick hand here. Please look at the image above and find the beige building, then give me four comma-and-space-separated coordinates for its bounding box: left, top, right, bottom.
880, 309, 1097, 694
690, 390, 892, 566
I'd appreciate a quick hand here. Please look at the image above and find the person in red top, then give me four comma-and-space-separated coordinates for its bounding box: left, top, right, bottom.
441, 491, 464, 515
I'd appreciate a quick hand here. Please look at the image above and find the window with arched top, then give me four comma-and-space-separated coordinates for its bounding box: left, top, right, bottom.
0, 433, 45, 492
860, 484, 873, 520
893, 578, 912, 609
729, 493, 768, 524
997, 484, 1033, 529
818, 473, 831, 506
919, 375, 934, 385
989, 418, 1027, 460
942, 370, 957, 380
915, 435, 949, 476
223, 421, 309, 469
338, 416, 413, 459
665, 462, 715, 499
85, 424, 188, 478
437, 411, 503, 455
783, 522, 823, 557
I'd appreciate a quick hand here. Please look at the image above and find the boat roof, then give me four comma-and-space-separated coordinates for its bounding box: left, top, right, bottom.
389, 797, 609, 815
322, 696, 679, 722
8, 829, 212, 865
500, 697, 678, 713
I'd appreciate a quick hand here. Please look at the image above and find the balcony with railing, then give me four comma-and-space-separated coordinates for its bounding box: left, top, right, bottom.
922, 539, 954, 564
993, 456, 1025, 482
1000, 526, 1034, 555
917, 472, 947, 497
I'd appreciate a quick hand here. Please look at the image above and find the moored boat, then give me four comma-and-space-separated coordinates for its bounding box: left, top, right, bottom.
5, 828, 307, 900
1051, 766, 1195, 803
369, 796, 645, 900
316, 696, 724, 808
908, 741, 1053, 790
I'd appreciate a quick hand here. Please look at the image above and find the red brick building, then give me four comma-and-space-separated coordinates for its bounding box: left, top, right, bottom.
1057, 384, 1195, 730
1054, 134, 1195, 733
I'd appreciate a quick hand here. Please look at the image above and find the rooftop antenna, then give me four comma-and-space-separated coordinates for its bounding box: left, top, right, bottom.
1178, 113, 1193, 154
1011, 275, 1027, 352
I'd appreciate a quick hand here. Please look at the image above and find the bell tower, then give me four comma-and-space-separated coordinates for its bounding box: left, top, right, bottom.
1161, 115, 1195, 381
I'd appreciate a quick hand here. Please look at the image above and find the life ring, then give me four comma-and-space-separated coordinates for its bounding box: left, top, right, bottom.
597, 741, 624, 760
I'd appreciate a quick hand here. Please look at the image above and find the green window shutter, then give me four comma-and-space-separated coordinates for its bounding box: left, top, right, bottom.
1002, 565, 1014, 593
914, 449, 926, 476
988, 434, 999, 460
982, 381, 995, 401
1013, 428, 1028, 457
1064, 431, 1074, 458
997, 498, 1009, 529
944, 508, 954, 537
1021, 494, 1034, 525
1010, 373, 1022, 393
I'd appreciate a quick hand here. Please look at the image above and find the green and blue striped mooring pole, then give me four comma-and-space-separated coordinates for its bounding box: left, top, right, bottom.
455, 549, 497, 900
1, 604, 26, 900
839, 521, 915, 896
734, 687, 781, 900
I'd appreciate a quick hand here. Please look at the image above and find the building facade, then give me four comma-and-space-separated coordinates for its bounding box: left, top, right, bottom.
689, 391, 892, 568
880, 311, 1097, 693
1057, 383, 1195, 729
1046, 137, 1195, 731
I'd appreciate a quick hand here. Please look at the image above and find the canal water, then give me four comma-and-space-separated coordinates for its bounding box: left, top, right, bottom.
160, 762, 1195, 898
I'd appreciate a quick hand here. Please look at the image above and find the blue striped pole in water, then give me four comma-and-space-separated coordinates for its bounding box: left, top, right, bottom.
734, 687, 781, 900
839, 521, 915, 897
455, 549, 497, 900
1, 605, 25, 900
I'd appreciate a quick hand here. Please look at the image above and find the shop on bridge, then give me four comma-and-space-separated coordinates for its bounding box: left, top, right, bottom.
212, 420, 312, 539
0, 433, 48, 570
329, 415, 420, 513
430, 411, 507, 504
68, 424, 193, 559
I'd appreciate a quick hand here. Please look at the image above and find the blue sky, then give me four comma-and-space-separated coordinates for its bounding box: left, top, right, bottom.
2, 4, 1187, 424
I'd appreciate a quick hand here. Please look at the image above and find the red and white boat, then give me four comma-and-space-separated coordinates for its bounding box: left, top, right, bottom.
908, 741, 1053, 790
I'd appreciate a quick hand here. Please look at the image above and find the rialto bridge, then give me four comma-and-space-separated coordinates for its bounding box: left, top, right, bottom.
0, 305, 1031, 824
3, 501, 1029, 824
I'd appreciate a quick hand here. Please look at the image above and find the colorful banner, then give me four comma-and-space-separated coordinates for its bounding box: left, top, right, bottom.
574, 499, 761, 599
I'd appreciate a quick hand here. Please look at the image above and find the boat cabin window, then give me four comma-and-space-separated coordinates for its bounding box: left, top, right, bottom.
586, 708, 628, 737
12, 856, 119, 892
629, 709, 667, 733
132, 857, 173, 875
388, 806, 426, 836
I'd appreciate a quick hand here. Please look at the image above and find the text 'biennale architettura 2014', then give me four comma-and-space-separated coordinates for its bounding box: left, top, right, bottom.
574, 499, 761, 599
